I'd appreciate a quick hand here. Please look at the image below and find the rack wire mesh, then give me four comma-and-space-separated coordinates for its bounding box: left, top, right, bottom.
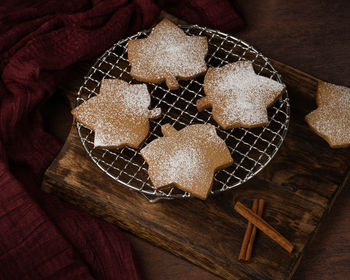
75, 24, 290, 202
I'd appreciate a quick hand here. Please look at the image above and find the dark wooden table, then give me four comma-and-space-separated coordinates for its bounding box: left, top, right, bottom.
44, 1, 350, 279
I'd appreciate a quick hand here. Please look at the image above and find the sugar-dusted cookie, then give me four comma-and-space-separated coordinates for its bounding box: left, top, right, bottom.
71, 79, 161, 148
140, 123, 233, 200
196, 61, 286, 129
128, 19, 208, 90
305, 81, 350, 148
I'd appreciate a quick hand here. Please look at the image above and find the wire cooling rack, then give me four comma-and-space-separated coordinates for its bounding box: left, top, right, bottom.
75, 24, 290, 202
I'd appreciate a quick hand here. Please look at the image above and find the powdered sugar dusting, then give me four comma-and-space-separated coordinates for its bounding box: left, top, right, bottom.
157, 145, 205, 186
120, 84, 150, 116
72, 79, 159, 148
94, 125, 130, 147
100, 80, 150, 117
128, 19, 208, 86
306, 82, 350, 147
140, 124, 233, 199
204, 61, 285, 128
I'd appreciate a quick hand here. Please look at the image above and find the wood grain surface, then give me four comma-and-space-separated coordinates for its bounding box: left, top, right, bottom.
42, 1, 350, 279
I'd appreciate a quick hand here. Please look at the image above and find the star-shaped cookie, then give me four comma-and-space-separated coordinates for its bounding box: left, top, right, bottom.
196, 61, 286, 129
71, 79, 161, 148
305, 81, 350, 148
140, 123, 233, 200
128, 19, 208, 90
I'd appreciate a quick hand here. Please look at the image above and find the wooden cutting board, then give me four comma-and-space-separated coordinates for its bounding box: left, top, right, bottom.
42, 48, 350, 280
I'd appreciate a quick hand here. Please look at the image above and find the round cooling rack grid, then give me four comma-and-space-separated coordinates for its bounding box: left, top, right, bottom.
75, 24, 290, 202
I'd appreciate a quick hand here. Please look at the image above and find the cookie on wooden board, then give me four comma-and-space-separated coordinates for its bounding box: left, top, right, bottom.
140, 123, 233, 200
196, 61, 286, 129
305, 81, 350, 148
128, 19, 208, 90
71, 79, 161, 149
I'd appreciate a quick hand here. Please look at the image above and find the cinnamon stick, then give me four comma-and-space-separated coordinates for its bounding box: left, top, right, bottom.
245, 199, 265, 261
238, 199, 258, 261
234, 201, 294, 254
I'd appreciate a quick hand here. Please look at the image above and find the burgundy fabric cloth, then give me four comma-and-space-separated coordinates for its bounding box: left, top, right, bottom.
0, 0, 243, 279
